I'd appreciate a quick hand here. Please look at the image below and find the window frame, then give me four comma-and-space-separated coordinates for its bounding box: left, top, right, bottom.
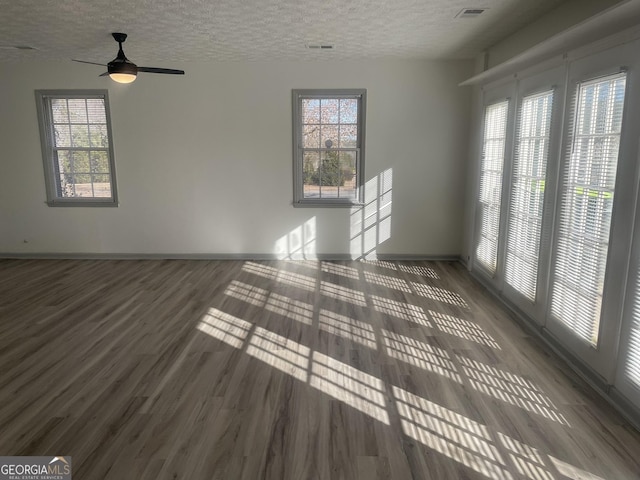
35, 89, 119, 207
503, 86, 556, 304
292, 89, 366, 207
499, 66, 567, 323
472, 81, 516, 280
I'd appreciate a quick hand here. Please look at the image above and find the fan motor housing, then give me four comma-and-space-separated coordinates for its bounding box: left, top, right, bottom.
108, 60, 138, 76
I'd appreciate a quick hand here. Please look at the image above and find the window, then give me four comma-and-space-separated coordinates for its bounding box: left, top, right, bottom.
292, 89, 366, 206
550, 72, 627, 346
505, 90, 554, 301
476, 100, 509, 273
35, 90, 118, 206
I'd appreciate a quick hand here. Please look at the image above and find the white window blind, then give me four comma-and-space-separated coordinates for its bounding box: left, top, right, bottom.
505, 90, 554, 301
550, 73, 626, 346
476, 100, 509, 273
623, 270, 640, 392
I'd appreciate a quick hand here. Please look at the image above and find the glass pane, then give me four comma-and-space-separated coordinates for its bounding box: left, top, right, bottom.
339, 151, 357, 199
322, 186, 339, 198
72, 151, 90, 173
303, 125, 320, 149
303, 152, 320, 198
321, 125, 339, 149
320, 99, 339, 124
476, 100, 509, 273
92, 174, 112, 197
90, 151, 110, 173
340, 99, 358, 123
55, 150, 71, 174
318, 150, 342, 197
339, 124, 358, 148
89, 124, 109, 148
304, 184, 320, 199
67, 99, 88, 123
86, 99, 106, 123
551, 73, 626, 346
51, 99, 69, 124
54, 125, 71, 147
71, 124, 90, 147
302, 99, 320, 124
59, 174, 75, 197
73, 174, 93, 197
505, 90, 553, 301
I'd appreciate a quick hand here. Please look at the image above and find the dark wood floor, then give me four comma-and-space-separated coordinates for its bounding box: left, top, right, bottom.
0, 259, 639, 479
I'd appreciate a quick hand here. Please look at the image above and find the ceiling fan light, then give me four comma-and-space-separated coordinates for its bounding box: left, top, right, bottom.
108, 58, 138, 84
109, 72, 137, 83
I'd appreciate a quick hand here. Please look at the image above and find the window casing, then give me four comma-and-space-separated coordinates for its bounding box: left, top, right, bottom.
292, 89, 366, 206
35, 90, 118, 206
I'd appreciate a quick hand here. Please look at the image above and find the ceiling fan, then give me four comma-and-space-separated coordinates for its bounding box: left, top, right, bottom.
73, 33, 185, 84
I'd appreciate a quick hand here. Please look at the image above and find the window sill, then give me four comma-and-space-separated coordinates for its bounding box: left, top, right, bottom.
46, 200, 119, 207
293, 200, 364, 208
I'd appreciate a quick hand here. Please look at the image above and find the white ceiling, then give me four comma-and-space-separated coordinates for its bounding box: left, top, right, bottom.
0, 0, 571, 64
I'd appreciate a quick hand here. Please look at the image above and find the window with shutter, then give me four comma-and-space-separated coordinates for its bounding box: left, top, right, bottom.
550, 72, 626, 346
505, 90, 554, 301
476, 100, 509, 273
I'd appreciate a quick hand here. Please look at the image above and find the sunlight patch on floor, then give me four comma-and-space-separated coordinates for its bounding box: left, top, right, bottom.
430, 310, 501, 349
246, 327, 310, 382
371, 294, 432, 327
311, 351, 390, 425
392, 386, 513, 480
381, 329, 462, 383
319, 309, 377, 349
197, 308, 252, 349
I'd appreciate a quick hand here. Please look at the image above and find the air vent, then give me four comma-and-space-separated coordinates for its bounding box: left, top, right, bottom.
455, 8, 487, 18
306, 45, 334, 50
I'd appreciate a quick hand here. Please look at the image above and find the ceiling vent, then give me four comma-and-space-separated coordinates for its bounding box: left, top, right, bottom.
455, 8, 487, 18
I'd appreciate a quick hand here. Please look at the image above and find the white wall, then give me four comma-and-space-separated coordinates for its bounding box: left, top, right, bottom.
0, 59, 472, 257
484, 0, 621, 69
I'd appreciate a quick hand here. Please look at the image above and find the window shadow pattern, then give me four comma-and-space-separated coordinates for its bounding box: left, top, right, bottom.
194, 260, 604, 480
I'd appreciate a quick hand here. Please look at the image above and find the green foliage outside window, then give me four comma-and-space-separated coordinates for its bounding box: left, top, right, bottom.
304, 151, 355, 186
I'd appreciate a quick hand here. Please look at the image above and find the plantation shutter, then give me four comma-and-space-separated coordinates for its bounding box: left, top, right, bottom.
476, 100, 509, 273
504, 90, 554, 301
550, 72, 627, 346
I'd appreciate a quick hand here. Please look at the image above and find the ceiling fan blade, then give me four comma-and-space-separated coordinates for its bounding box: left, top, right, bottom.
73, 59, 107, 67
137, 66, 185, 75
99, 72, 110, 77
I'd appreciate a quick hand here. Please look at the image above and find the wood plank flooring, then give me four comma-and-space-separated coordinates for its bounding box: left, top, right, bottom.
0, 259, 639, 479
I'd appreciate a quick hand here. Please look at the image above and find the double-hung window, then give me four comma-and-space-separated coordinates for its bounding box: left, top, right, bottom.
35, 90, 118, 206
292, 89, 366, 206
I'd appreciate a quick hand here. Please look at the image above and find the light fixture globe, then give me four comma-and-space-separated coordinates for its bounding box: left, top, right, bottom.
108, 59, 138, 83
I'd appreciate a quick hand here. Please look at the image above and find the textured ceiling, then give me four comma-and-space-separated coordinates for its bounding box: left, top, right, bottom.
0, 0, 570, 63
